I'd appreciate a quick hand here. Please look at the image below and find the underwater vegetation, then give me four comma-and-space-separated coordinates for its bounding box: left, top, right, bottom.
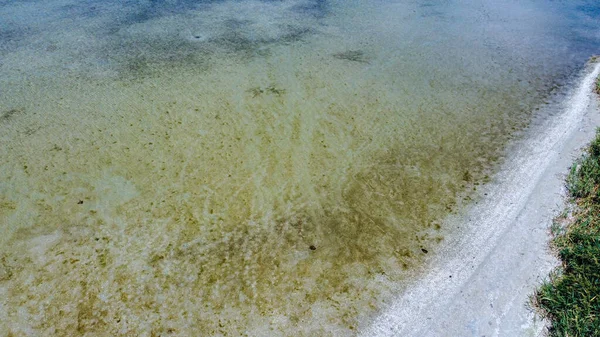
247, 85, 286, 97
333, 50, 370, 64
0, 108, 24, 122
0, 43, 537, 334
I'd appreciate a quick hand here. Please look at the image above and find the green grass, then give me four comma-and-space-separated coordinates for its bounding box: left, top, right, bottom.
535, 128, 600, 336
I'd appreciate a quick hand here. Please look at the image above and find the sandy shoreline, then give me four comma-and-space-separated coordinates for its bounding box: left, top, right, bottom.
361, 61, 600, 337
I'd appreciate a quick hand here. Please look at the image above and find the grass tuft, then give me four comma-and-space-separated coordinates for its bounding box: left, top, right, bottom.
566, 133, 600, 200
535, 126, 600, 336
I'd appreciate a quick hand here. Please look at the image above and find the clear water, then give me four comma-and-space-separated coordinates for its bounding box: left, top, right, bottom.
0, 0, 598, 335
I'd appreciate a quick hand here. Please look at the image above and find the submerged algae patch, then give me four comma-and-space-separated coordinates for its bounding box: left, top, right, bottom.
333, 50, 370, 64
1, 108, 24, 122
0, 71, 444, 335
0, 29, 544, 337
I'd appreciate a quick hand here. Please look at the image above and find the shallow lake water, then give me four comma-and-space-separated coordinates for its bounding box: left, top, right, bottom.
0, 0, 599, 335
